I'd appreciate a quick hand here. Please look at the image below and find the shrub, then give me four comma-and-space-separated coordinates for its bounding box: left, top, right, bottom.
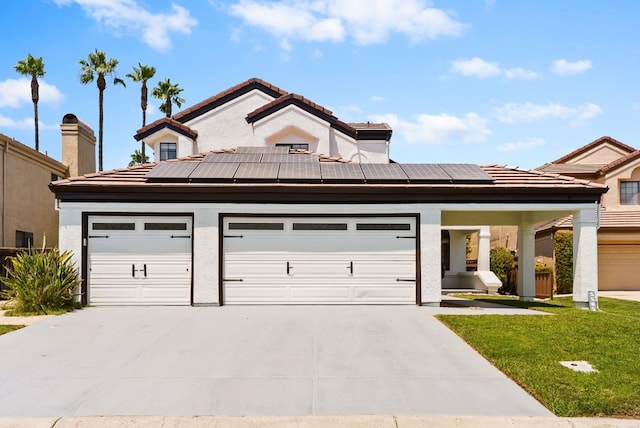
490, 247, 514, 284
1, 243, 80, 314
554, 231, 573, 294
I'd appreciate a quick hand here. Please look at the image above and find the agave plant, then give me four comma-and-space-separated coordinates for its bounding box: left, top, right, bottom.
1, 241, 80, 314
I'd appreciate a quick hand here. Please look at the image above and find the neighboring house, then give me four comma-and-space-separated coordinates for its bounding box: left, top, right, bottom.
537, 136, 640, 291
50, 78, 606, 308
0, 117, 94, 249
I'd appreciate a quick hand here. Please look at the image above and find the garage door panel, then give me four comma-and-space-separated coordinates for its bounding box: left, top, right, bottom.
223, 216, 417, 304
598, 244, 640, 291
88, 216, 192, 306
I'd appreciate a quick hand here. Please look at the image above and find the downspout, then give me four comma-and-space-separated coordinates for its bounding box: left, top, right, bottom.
2, 140, 7, 247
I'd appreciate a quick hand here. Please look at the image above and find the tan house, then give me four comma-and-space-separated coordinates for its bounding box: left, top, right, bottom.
537, 136, 640, 290
0, 114, 95, 248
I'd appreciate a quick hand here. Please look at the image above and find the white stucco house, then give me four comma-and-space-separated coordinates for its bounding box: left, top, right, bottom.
50, 78, 607, 308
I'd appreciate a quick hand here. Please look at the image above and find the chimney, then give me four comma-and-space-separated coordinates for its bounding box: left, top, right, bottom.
60, 113, 96, 177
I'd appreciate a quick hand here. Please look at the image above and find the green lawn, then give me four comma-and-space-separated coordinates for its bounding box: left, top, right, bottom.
0, 325, 23, 335
437, 296, 640, 417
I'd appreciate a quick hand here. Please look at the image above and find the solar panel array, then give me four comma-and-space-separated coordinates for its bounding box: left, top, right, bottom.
146, 148, 495, 184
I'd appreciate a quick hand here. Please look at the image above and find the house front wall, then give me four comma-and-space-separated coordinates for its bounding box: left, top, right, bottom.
57, 201, 599, 307
601, 163, 640, 209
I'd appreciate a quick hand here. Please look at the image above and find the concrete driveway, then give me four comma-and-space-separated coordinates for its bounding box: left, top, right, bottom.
0, 305, 552, 417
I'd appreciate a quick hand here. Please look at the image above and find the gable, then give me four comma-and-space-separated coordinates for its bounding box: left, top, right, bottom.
554, 136, 636, 165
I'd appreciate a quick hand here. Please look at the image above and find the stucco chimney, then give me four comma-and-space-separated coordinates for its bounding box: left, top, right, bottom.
61, 113, 96, 177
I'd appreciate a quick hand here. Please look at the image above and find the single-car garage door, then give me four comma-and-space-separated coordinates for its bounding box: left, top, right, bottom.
223, 216, 417, 304
598, 244, 640, 291
87, 215, 192, 305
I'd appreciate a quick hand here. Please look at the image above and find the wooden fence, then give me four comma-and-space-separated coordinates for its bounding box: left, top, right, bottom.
507, 266, 555, 299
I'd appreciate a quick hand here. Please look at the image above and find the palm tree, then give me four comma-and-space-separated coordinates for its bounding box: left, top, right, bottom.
151, 78, 185, 118
79, 49, 125, 171
126, 63, 156, 161
14, 54, 45, 151
128, 149, 149, 167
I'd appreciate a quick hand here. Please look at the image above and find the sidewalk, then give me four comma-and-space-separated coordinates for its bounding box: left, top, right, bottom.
0, 415, 637, 428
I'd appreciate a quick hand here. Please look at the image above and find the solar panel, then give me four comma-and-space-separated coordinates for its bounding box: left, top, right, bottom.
360, 163, 409, 182
189, 162, 239, 180
203, 153, 263, 163
145, 162, 198, 180
400, 164, 451, 182
235, 146, 289, 154
262, 153, 319, 163
320, 163, 365, 181
234, 162, 280, 180
278, 162, 321, 181
439, 163, 495, 182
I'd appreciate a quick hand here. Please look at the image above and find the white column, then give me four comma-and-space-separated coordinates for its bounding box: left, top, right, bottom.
517, 223, 535, 302
420, 209, 442, 306
572, 208, 599, 309
477, 226, 491, 271
449, 230, 468, 273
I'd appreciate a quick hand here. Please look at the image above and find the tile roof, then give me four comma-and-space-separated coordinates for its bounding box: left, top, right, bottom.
551, 136, 636, 164
536, 163, 606, 175
536, 209, 640, 233
134, 118, 197, 141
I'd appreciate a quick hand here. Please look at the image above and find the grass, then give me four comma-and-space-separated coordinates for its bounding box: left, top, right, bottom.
0, 325, 23, 335
437, 296, 640, 417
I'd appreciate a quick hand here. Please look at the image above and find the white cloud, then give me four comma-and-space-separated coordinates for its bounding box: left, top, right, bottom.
53, 0, 197, 51
0, 114, 33, 129
551, 59, 592, 75
228, 0, 465, 47
497, 138, 545, 153
370, 96, 385, 102
450, 57, 501, 78
371, 112, 491, 144
494, 102, 602, 126
504, 67, 541, 80
0, 78, 63, 108
451, 58, 539, 80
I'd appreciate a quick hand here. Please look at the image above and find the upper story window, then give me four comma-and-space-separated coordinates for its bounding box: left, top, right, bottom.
620, 181, 640, 205
160, 142, 177, 161
276, 143, 309, 150
16, 230, 33, 248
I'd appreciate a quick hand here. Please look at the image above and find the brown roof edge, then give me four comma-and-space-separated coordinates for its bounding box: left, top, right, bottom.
552, 136, 636, 164
246, 95, 391, 141
173, 78, 288, 124
134, 118, 198, 141
597, 150, 640, 175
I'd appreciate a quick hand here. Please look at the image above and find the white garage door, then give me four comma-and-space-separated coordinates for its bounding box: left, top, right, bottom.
87, 216, 192, 305
598, 244, 640, 291
223, 217, 417, 304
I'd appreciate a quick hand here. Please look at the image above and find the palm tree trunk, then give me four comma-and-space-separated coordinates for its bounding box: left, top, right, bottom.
98, 87, 104, 172
141, 84, 147, 161
31, 75, 39, 151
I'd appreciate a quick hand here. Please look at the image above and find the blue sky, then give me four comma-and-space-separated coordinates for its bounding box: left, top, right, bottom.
1, 0, 639, 171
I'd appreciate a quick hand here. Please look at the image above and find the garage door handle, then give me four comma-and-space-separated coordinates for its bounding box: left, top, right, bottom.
348, 261, 353, 275
396, 236, 416, 239
287, 261, 292, 275
396, 278, 416, 282
89, 235, 109, 239
143, 264, 147, 277
224, 278, 244, 282
132, 264, 135, 278
171, 235, 191, 238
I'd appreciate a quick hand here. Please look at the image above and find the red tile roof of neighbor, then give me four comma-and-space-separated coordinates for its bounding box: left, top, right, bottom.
550, 136, 636, 164
536, 208, 640, 232
133, 78, 392, 142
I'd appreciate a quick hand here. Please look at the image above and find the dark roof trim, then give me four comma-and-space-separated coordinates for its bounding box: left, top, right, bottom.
52, 184, 604, 205
134, 118, 198, 142
174, 78, 287, 124
246, 94, 392, 141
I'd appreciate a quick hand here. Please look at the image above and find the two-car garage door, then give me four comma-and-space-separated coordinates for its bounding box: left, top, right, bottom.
86, 215, 418, 305
222, 217, 417, 304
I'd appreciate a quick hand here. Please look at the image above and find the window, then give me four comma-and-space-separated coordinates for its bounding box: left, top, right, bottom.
16, 231, 33, 248
276, 143, 309, 150
144, 223, 187, 231
51, 173, 59, 182
293, 223, 347, 231
92, 223, 135, 231
228, 222, 284, 230
160, 142, 177, 161
620, 181, 640, 205
356, 223, 411, 231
